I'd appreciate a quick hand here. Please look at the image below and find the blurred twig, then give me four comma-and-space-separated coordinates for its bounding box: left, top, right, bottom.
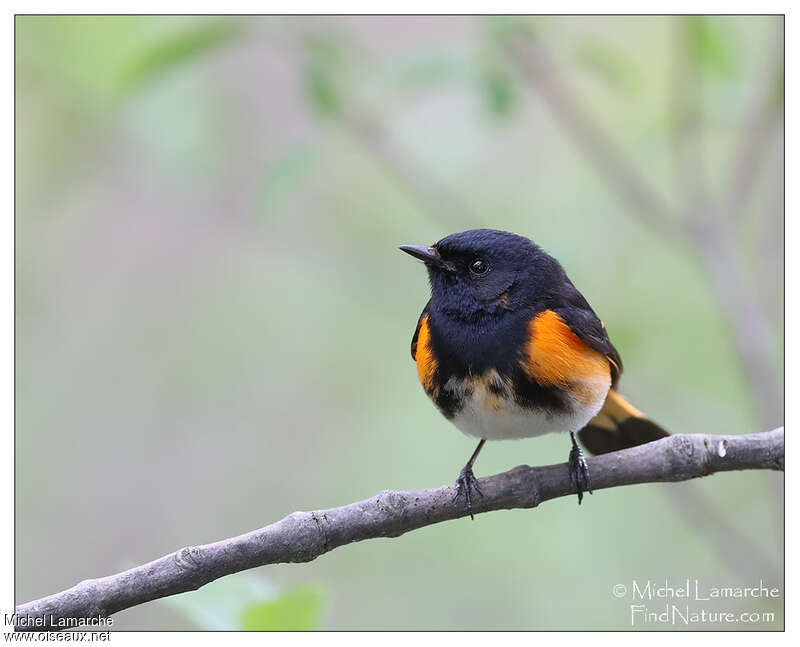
505, 32, 781, 428
672, 17, 711, 226
505, 36, 681, 242
291, 25, 480, 230
15, 429, 784, 630
725, 20, 783, 226
341, 109, 482, 229
689, 221, 779, 426
503, 23, 782, 588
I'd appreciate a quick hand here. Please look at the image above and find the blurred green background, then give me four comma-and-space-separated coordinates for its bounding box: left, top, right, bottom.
16, 15, 783, 630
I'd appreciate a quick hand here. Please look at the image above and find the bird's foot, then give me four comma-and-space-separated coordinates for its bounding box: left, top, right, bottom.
453, 465, 484, 520
568, 440, 592, 505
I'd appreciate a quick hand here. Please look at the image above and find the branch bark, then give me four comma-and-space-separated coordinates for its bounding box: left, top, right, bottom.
15, 428, 784, 631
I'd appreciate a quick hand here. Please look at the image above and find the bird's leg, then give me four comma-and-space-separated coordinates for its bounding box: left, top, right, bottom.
568, 431, 592, 504
454, 439, 486, 520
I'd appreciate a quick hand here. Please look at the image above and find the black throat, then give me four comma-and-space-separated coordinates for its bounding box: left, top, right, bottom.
426, 304, 532, 378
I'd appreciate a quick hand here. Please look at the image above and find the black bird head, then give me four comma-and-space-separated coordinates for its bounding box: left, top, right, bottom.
400, 229, 564, 319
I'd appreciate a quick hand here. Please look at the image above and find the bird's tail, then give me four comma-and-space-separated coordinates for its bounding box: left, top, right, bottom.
578, 390, 669, 455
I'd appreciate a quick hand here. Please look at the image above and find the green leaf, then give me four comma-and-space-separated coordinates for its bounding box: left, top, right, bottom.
305, 59, 340, 116
683, 16, 739, 78
239, 586, 324, 631
478, 20, 518, 121
17, 16, 151, 110
303, 36, 344, 118
481, 66, 515, 118
160, 572, 277, 630
119, 20, 240, 93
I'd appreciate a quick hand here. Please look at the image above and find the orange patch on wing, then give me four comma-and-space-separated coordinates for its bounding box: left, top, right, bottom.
415, 316, 438, 394
522, 310, 611, 404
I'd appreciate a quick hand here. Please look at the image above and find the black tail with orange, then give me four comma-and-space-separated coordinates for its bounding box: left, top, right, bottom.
578, 390, 670, 455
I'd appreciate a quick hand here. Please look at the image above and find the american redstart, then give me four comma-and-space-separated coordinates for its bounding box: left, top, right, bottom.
400, 229, 668, 518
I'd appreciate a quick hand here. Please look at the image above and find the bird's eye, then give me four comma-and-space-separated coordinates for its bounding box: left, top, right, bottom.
469, 259, 489, 275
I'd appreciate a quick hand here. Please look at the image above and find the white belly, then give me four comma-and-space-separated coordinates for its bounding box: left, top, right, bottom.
448, 376, 610, 441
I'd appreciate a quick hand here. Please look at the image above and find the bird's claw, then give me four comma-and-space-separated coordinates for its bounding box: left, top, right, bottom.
568, 442, 592, 504
453, 465, 483, 520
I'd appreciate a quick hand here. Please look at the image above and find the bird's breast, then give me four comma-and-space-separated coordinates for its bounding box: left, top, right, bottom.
441, 370, 608, 440
415, 309, 612, 439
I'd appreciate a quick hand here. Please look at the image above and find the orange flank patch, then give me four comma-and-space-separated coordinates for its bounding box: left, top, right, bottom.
522, 310, 611, 404
415, 316, 438, 394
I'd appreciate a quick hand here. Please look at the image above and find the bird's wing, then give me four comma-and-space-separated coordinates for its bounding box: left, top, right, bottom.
550, 281, 670, 453
552, 281, 623, 388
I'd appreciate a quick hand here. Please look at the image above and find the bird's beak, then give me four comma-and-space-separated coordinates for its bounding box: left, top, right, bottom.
399, 244, 453, 271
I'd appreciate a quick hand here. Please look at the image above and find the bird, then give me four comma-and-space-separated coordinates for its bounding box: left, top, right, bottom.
400, 229, 669, 518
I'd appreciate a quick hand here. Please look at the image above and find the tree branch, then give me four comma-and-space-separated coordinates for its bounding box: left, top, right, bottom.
15, 428, 784, 630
